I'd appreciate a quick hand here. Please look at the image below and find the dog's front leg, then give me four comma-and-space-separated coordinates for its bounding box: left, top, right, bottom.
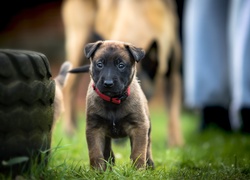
86, 127, 106, 171
129, 128, 148, 169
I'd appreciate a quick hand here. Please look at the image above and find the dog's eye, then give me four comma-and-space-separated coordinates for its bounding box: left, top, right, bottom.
96, 62, 103, 69
117, 62, 125, 69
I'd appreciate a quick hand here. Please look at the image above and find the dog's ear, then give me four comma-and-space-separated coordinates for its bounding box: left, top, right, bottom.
84, 41, 103, 59
125, 44, 145, 62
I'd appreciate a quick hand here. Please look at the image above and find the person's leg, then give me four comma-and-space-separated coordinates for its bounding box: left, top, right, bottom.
184, 0, 230, 108
229, 0, 250, 132
183, 0, 231, 130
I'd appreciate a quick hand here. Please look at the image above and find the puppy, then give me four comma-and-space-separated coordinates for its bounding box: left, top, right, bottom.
69, 40, 154, 170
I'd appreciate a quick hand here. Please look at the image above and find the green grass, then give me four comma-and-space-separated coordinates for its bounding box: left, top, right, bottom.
1, 108, 250, 179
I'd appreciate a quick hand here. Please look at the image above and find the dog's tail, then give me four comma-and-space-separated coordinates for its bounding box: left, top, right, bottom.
68, 64, 90, 73
53, 61, 72, 122
55, 61, 72, 86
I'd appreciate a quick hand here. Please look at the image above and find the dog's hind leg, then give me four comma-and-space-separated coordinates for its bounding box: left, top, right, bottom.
164, 41, 184, 147
62, 0, 96, 135
103, 137, 115, 166
146, 125, 154, 169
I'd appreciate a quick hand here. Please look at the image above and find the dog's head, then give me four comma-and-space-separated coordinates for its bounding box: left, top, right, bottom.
81, 40, 145, 97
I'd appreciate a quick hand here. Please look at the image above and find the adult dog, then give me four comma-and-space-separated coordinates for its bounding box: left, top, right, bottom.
69, 40, 154, 170
62, 0, 183, 147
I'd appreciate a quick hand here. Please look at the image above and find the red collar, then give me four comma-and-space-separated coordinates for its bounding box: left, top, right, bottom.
92, 84, 130, 104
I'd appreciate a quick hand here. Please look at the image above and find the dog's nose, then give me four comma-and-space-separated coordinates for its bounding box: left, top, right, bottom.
104, 80, 114, 88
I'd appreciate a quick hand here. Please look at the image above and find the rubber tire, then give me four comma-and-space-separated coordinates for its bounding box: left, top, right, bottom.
0, 49, 55, 174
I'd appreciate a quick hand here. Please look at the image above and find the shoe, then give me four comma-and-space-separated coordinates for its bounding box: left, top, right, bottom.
200, 106, 232, 132
240, 107, 250, 133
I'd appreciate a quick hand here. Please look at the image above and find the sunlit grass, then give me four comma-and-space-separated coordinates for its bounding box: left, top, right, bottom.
1, 108, 250, 179
49, 108, 250, 179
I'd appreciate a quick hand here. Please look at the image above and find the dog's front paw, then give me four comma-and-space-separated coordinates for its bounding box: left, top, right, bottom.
90, 158, 106, 171
146, 159, 155, 169
131, 158, 146, 170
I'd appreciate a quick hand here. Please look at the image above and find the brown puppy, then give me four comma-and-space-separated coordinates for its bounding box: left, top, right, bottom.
69, 40, 154, 170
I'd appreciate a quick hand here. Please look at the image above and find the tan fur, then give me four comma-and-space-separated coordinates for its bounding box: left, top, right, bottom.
53, 61, 71, 122
62, 0, 183, 147
86, 78, 151, 170
53, 80, 64, 122
80, 41, 153, 170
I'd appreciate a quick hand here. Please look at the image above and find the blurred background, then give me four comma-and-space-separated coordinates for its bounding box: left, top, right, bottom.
0, 0, 64, 76
1, 2, 250, 178
0, 0, 85, 109
0, 0, 185, 110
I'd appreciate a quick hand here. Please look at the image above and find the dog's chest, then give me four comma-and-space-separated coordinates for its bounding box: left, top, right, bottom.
89, 98, 137, 138
105, 111, 128, 138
